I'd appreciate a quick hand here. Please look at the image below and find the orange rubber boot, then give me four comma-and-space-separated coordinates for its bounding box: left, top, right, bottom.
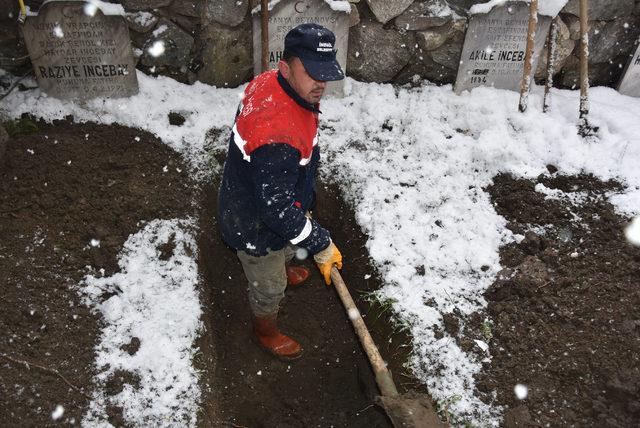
286, 265, 310, 286
252, 314, 303, 360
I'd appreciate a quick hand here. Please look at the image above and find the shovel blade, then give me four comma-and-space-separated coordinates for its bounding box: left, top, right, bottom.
376, 392, 446, 428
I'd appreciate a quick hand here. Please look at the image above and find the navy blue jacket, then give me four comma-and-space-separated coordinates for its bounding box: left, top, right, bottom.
217, 71, 331, 257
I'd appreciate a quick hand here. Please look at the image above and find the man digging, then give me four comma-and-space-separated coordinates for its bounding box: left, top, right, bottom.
217, 24, 344, 360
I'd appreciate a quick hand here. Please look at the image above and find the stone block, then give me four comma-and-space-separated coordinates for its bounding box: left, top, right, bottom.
121, 0, 173, 12
560, 12, 580, 40
195, 20, 253, 87
347, 19, 413, 82
394, 53, 457, 85
349, 3, 360, 27
588, 16, 640, 63
167, 0, 206, 18
139, 18, 194, 70
416, 16, 466, 51
364, 0, 413, 24
394, 1, 453, 31
206, 0, 248, 27
416, 28, 448, 51
430, 28, 464, 69
558, 55, 622, 88
562, 0, 635, 21
125, 11, 159, 33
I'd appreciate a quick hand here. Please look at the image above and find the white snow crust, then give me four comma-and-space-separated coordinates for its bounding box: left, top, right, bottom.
40, 0, 126, 16
470, 0, 569, 17
3, 71, 640, 425
251, 0, 350, 14
80, 219, 202, 427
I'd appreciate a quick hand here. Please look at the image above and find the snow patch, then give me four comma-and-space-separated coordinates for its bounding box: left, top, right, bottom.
470, 0, 569, 17
80, 218, 202, 427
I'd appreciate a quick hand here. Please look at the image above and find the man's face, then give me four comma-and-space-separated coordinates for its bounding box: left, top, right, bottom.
278, 58, 327, 105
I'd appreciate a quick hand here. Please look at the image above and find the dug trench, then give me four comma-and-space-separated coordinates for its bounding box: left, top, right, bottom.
196, 149, 434, 427
0, 119, 432, 427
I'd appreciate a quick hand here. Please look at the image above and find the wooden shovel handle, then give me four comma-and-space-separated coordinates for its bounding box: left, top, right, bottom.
330, 266, 399, 397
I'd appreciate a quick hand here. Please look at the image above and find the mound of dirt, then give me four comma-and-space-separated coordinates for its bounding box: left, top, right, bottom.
476, 173, 640, 427
0, 118, 194, 425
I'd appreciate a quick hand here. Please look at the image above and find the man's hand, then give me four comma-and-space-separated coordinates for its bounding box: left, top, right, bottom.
313, 240, 343, 285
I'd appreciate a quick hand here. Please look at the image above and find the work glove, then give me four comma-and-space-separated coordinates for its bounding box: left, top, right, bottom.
313, 240, 343, 285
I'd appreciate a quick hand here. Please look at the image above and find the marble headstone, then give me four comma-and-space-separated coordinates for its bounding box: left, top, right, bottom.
252, 0, 350, 96
618, 44, 640, 97
454, 1, 551, 94
22, 0, 138, 101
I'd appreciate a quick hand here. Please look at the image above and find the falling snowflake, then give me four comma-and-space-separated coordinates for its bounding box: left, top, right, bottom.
625, 217, 640, 246
84, 1, 98, 16
514, 384, 528, 400
51, 405, 64, 420
147, 40, 165, 58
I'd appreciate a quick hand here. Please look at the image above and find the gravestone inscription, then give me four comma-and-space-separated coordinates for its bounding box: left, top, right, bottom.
252, 0, 350, 96
618, 44, 640, 97
22, 0, 138, 100
454, 1, 551, 93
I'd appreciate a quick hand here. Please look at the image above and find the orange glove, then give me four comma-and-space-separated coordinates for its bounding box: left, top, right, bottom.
313, 240, 343, 285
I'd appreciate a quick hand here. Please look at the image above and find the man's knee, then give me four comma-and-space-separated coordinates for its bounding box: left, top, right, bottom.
238, 249, 287, 314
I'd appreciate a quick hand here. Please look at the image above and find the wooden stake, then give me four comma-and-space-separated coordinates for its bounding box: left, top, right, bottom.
518, 0, 539, 113
261, 0, 269, 72
578, 0, 592, 135
543, 17, 559, 113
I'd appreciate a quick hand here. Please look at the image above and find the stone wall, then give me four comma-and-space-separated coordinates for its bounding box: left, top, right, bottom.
3, 0, 640, 90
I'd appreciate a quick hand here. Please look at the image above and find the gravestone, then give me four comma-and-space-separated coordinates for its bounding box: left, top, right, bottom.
252, 0, 350, 96
618, 44, 640, 97
22, 0, 138, 101
454, 1, 551, 93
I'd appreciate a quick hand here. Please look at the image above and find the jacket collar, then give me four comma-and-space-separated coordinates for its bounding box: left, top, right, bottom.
277, 71, 321, 114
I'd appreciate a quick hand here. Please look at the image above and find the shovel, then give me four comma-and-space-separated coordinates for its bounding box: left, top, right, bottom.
330, 267, 446, 428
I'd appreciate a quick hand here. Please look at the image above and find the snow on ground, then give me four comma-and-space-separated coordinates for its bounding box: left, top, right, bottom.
3, 71, 640, 425
470, 0, 568, 17
2, 73, 239, 179
80, 219, 201, 427
319, 81, 640, 423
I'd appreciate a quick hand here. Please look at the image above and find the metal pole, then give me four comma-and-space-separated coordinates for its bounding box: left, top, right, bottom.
578, 0, 591, 135
261, 0, 269, 72
543, 17, 559, 113
518, 0, 539, 112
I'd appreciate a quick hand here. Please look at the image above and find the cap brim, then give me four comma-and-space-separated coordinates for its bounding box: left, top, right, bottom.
300, 57, 345, 82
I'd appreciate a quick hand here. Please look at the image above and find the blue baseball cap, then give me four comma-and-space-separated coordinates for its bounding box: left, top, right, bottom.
284, 23, 345, 82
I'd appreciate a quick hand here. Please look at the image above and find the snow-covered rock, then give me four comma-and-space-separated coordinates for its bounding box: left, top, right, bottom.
365, 0, 413, 24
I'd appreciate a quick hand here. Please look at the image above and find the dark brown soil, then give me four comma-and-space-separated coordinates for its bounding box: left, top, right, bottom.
1, 120, 420, 427
10, 118, 635, 427
196, 163, 422, 427
0, 118, 194, 426
475, 173, 640, 427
